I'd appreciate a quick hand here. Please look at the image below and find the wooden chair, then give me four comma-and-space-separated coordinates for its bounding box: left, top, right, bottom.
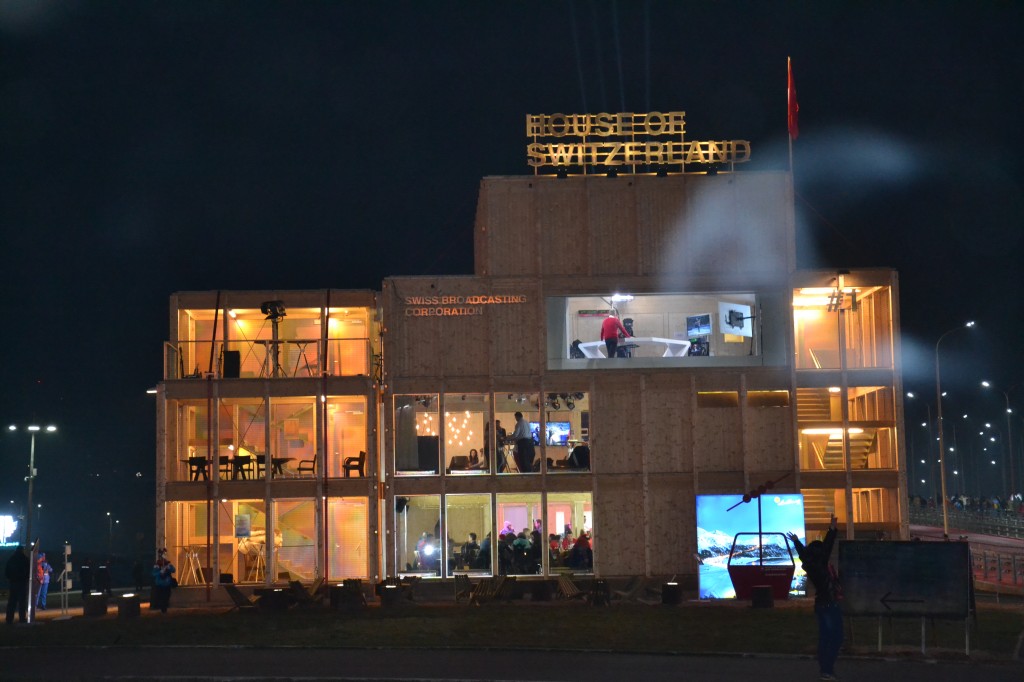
611, 575, 646, 601
343, 451, 366, 478
453, 573, 474, 603
222, 584, 257, 612
469, 576, 504, 606
556, 574, 587, 600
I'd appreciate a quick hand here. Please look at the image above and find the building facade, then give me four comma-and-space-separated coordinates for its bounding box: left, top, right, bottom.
155, 170, 907, 587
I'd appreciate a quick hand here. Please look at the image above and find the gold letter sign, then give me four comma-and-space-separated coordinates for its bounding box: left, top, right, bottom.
526, 112, 750, 173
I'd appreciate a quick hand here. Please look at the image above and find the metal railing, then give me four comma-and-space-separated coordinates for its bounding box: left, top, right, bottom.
164, 338, 371, 380
909, 506, 1024, 540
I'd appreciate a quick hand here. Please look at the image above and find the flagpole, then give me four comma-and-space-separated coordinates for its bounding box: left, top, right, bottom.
787, 56, 795, 175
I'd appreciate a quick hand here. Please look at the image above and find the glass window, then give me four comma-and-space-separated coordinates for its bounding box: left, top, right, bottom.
273, 499, 315, 582
797, 386, 896, 471
445, 494, 492, 577
165, 501, 213, 585
395, 394, 440, 475
326, 397, 368, 478
220, 499, 267, 584
545, 392, 591, 473
793, 285, 894, 370
546, 493, 593, 575
396, 495, 441, 578
218, 398, 266, 481
495, 393, 539, 474
443, 393, 490, 475
552, 292, 758, 364
495, 494, 542, 575
269, 399, 316, 479
326, 308, 371, 377
327, 497, 369, 579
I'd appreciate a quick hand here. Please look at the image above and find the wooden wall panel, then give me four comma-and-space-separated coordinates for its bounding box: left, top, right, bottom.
642, 375, 693, 474
592, 376, 643, 474
635, 176, 688, 276
745, 406, 794, 471
482, 180, 538, 277
697, 470, 745, 493
595, 475, 646, 576
648, 473, 696, 575
589, 180, 639, 276
488, 280, 544, 378
537, 182, 589, 277
692, 406, 743, 471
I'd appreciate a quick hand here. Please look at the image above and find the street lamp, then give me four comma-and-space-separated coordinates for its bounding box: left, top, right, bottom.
935, 321, 975, 539
8, 423, 57, 624
981, 380, 1016, 500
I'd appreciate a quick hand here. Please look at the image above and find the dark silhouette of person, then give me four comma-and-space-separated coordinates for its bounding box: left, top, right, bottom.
95, 560, 112, 596
788, 515, 842, 681
79, 558, 93, 597
132, 560, 145, 592
5, 545, 30, 624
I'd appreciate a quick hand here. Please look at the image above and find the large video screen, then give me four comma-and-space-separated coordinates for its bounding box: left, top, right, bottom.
696, 493, 806, 599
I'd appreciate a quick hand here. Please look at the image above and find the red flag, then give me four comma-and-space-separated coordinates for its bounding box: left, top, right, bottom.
787, 57, 799, 139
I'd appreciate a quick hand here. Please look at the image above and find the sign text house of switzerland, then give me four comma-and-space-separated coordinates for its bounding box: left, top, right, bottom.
526, 112, 750, 172
404, 294, 528, 317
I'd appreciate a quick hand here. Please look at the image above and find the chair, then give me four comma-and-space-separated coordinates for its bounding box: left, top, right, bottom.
343, 451, 366, 478
288, 579, 325, 607
556, 574, 587, 600
297, 455, 317, 476
611, 575, 647, 601
187, 456, 209, 481
222, 584, 257, 612
468, 576, 504, 606
453, 573, 474, 603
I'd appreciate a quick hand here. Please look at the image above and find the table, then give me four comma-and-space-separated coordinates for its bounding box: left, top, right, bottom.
219, 456, 254, 480
255, 457, 295, 477
577, 337, 691, 358
181, 457, 209, 481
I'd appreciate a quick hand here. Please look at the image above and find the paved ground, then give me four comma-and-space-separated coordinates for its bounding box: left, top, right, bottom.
1, 644, 1021, 681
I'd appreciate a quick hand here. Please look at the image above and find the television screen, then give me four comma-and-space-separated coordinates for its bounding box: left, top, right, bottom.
696, 493, 806, 599
529, 421, 572, 446
686, 313, 712, 337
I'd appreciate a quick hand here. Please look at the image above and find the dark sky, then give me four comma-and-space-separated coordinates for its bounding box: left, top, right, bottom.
2, 1, 1022, 556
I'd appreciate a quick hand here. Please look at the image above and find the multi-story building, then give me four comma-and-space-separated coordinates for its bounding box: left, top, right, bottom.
156, 133, 906, 587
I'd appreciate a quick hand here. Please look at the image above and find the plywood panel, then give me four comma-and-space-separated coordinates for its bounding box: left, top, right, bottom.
648, 473, 696, 575
537, 181, 589, 277
745, 405, 793, 471
595, 476, 646, 576
693, 406, 743, 471
590, 180, 639, 276
482, 180, 538, 277
592, 376, 643, 474
642, 375, 693, 474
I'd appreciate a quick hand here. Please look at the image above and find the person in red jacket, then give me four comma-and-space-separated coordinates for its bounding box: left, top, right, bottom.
600, 313, 631, 358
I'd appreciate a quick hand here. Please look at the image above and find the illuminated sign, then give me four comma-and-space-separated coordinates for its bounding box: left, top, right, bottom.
526, 111, 750, 172
403, 294, 528, 318
0, 515, 18, 546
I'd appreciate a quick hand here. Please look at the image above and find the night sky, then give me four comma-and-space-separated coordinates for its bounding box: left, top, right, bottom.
2, 2, 1022, 558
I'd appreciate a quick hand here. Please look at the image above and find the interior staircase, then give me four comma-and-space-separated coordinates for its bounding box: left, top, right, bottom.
796, 388, 832, 422
802, 489, 836, 525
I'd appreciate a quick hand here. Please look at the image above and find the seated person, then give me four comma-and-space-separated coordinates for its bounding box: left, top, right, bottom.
460, 532, 480, 568
568, 444, 590, 469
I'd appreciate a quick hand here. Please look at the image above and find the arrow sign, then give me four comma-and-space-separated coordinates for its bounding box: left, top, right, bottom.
880, 591, 925, 611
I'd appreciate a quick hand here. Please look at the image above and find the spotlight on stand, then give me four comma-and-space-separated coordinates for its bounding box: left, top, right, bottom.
260, 300, 287, 321
555, 167, 569, 179
606, 167, 618, 178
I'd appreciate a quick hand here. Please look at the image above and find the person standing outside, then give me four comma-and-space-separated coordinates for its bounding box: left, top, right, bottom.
151, 548, 176, 614
787, 515, 842, 681
600, 313, 632, 358
5, 545, 30, 624
34, 552, 52, 611
511, 412, 535, 472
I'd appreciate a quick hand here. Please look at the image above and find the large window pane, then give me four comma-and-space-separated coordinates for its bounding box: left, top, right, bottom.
395, 395, 439, 475
326, 397, 367, 477
327, 497, 369, 579
270, 399, 316, 479
219, 399, 266, 481
546, 492, 593, 575
495, 393, 539, 474
166, 501, 213, 584
443, 393, 489, 475
273, 499, 315, 582
220, 499, 267, 584
495, 494, 542, 575
397, 495, 441, 577
445, 494, 492, 577
545, 392, 591, 473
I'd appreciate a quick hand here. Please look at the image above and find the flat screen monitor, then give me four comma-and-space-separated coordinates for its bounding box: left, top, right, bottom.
686, 313, 712, 337
529, 421, 571, 446
718, 301, 753, 338
696, 493, 806, 599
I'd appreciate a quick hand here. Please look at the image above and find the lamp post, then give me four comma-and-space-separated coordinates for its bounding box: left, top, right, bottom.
981, 381, 1016, 500
8, 423, 57, 624
935, 321, 975, 539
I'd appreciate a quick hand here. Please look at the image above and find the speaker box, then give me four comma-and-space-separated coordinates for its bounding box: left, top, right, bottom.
223, 350, 240, 378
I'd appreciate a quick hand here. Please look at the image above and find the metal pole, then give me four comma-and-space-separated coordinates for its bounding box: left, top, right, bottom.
25, 432, 36, 624
935, 339, 950, 539
1005, 391, 1015, 501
